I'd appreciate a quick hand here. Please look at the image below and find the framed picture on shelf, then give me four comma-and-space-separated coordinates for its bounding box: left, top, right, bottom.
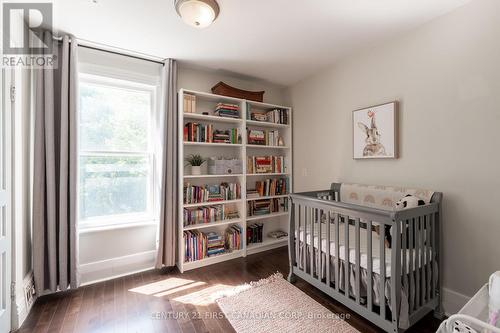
353, 101, 398, 159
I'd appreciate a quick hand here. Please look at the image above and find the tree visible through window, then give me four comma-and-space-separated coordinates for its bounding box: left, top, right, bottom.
78, 75, 155, 226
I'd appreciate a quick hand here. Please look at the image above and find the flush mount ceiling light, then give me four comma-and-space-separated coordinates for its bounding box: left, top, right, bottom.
175, 0, 220, 28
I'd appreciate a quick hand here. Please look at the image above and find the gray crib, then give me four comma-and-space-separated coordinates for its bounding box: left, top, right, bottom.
287, 183, 442, 332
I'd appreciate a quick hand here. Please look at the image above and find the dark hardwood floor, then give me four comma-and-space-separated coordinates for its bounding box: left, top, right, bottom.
18, 247, 441, 333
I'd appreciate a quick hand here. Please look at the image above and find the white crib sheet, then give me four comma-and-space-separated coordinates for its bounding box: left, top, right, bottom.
295, 222, 432, 277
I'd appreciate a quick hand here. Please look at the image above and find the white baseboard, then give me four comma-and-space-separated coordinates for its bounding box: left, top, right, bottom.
442, 287, 470, 316
79, 250, 156, 285
12, 271, 35, 330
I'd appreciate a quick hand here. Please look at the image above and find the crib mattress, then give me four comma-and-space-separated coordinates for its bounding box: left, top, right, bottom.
295, 222, 432, 277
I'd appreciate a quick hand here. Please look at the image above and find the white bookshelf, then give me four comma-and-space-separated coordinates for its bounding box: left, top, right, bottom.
178, 89, 293, 273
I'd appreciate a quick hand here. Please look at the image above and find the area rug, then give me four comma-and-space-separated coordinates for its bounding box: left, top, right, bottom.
215, 273, 359, 333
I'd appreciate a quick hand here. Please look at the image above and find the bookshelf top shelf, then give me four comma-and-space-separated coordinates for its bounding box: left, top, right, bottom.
180, 89, 291, 110
181, 89, 243, 104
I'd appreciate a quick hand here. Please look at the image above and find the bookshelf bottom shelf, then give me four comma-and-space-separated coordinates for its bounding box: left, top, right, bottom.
246, 237, 287, 255
181, 249, 244, 272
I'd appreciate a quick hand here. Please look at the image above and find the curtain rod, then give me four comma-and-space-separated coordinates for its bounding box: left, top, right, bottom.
54, 36, 166, 65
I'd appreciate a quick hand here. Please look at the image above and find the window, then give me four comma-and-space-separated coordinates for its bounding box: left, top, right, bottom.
78, 74, 157, 228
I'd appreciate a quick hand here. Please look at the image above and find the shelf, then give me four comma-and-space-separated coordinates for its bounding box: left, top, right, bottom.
246, 173, 289, 177
183, 113, 243, 124
182, 249, 244, 271
246, 194, 289, 201
247, 237, 287, 252
183, 218, 242, 231
246, 120, 290, 129
183, 199, 242, 208
247, 144, 289, 149
179, 89, 292, 271
246, 212, 289, 221
182, 89, 243, 104
184, 142, 242, 147
184, 174, 243, 179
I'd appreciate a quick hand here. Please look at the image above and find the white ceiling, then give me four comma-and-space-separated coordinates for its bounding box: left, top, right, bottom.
54, 0, 472, 86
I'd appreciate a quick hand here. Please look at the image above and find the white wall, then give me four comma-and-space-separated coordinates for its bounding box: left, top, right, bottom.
288, 0, 500, 314
78, 52, 288, 284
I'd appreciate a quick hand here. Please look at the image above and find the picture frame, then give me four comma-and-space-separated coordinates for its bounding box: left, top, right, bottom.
352, 101, 398, 159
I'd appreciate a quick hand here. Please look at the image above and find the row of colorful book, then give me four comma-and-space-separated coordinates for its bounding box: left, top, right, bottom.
184, 182, 241, 204
206, 232, 225, 257
247, 156, 286, 174
247, 129, 282, 146
213, 129, 241, 144
183, 205, 240, 226
247, 198, 288, 216
225, 225, 243, 251
215, 103, 240, 119
184, 122, 213, 142
183, 225, 242, 262
184, 123, 241, 144
247, 178, 289, 198
247, 105, 289, 125
247, 223, 263, 244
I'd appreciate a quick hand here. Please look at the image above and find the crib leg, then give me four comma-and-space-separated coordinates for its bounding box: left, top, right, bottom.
287, 272, 296, 283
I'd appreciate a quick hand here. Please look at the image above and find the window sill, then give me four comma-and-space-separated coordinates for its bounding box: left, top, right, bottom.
78, 220, 158, 234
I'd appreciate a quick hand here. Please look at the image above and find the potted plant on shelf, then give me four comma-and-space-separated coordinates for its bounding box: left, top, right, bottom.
185, 154, 206, 175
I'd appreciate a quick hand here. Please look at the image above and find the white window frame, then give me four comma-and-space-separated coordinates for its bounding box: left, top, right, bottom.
77, 73, 158, 230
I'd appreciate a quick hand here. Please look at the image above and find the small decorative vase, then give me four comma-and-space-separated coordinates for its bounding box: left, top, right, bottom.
191, 166, 201, 175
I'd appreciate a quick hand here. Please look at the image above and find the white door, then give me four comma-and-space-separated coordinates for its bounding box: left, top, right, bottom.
0, 68, 12, 333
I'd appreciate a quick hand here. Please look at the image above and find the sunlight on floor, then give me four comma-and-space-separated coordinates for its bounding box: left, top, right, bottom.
173, 284, 235, 306
128, 277, 239, 306
129, 277, 205, 296
155, 281, 207, 297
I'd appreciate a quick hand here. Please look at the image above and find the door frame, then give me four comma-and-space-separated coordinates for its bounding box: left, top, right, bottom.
0, 67, 13, 333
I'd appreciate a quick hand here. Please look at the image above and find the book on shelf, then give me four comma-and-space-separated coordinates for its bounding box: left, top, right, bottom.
247, 223, 263, 245
215, 103, 240, 119
246, 103, 289, 125
247, 156, 286, 174
184, 230, 207, 262
184, 225, 242, 262
268, 230, 288, 240
225, 224, 243, 251
184, 123, 241, 144
247, 197, 288, 217
247, 177, 289, 197
183, 94, 196, 113
247, 129, 282, 146
184, 182, 241, 204
213, 128, 241, 144
183, 205, 240, 227
184, 123, 213, 143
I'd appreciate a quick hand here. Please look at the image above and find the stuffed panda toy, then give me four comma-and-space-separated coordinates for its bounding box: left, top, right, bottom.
384, 195, 427, 248
395, 194, 426, 210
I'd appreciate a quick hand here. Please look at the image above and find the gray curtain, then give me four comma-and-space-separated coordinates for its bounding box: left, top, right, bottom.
156, 59, 178, 268
33, 33, 79, 293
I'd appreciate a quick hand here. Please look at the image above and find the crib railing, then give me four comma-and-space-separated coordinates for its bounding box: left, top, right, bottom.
288, 190, 441, 332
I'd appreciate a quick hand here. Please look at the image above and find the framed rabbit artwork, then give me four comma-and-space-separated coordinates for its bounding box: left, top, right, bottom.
353, 101, 398, 159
